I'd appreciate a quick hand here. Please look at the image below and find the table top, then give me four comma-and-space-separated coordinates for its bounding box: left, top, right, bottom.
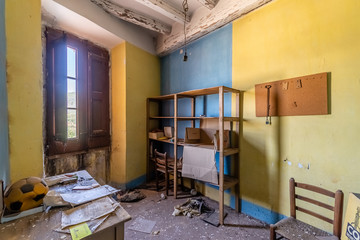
0, 171, 131, 240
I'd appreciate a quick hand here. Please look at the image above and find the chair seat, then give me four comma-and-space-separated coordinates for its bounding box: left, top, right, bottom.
152, 157, 182, 169
274, 217, 339, 240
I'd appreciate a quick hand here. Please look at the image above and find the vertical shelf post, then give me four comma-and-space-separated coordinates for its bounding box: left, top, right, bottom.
190, 97, 196, 190
234, 92, 240, 212
146, 98, 150, 182
191, 97, 195, 128
174, 94, 178, 198
219, 86, 224, 225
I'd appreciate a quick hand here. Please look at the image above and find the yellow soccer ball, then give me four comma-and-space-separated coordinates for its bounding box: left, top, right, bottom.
4, 177, 49, 212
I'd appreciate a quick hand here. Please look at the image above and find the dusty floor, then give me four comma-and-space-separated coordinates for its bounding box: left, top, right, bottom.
121, 187, 270, 240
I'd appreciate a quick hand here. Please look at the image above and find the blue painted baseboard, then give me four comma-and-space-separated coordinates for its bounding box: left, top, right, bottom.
240, 198, 287, 224
125, 174, 147, 190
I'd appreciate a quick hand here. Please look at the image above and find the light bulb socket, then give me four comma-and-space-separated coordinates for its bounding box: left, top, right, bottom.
183, 52, 188, 61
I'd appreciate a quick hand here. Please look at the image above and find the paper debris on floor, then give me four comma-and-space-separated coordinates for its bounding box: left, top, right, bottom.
128, 217, 156, 234
61, 196, 119, 229
60, 185, 118, 206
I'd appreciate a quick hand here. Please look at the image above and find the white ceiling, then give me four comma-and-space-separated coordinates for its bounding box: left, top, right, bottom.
110, 0, 203, 25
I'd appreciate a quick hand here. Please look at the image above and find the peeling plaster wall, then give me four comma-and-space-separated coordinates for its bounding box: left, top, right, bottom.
45, 149, 108, 184
0, 0, 10, 187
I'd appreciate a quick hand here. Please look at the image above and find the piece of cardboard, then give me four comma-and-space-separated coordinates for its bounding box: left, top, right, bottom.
182, 146, 218, 185
342, 193, 360, 239
185, 128, 200, 143
213, 130, 231, 150
164, 126, 174, 138
149, 132, 164, 139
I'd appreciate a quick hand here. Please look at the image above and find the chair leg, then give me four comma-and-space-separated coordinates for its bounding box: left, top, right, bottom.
180, 174, 184, 191
270, 224, 277, 240
155, 171, 159, 191
165, 172, 169, 196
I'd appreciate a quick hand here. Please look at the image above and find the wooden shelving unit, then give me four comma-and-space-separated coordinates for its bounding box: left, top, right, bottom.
146, 86, 242, 225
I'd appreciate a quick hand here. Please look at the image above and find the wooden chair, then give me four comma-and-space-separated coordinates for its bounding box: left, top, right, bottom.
153, 149, 183, 196
270, 178, 343, 240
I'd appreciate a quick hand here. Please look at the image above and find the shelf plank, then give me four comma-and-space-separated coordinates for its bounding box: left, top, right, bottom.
224, 117, 241, 122
176, 86, 241, 97
148, 94, 175, 100
177, 117, 218, 120
175, 116, 240, 121
147, 86, 241, 100
207, 175, 239, 190
149, 116, 174, 119
149, 137, 175, 144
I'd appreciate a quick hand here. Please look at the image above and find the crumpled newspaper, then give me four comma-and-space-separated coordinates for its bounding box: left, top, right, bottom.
172, 198, 214, 218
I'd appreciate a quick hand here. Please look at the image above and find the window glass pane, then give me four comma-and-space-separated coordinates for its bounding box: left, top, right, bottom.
67, 47, 76, 78
67, 109, 77, 139
67, 78, 76, 108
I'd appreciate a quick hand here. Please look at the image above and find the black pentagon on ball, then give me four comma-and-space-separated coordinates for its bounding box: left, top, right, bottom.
10, 201, 23, 211
33, 194, 46, 202
20, 183, 34, 193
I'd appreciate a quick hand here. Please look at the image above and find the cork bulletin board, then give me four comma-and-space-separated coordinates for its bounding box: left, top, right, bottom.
255, 72, 329, 117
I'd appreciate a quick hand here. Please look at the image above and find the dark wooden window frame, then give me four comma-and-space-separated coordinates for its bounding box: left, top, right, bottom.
45, 28, 110, 156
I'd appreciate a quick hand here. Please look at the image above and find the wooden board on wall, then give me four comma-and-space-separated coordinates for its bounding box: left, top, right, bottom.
255, 72, 329, 117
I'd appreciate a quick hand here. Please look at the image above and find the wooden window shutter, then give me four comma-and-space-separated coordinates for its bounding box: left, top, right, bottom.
46, 33, 67, 145
87, 45, 110, 148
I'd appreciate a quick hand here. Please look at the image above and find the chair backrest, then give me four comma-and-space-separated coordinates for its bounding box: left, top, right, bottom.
289, 178, 344, 237
154, 149, 168, 169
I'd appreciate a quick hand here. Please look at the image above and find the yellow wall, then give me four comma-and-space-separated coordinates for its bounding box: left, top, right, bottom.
233, 0, 360, 231
6, 0, 43, 182
111, 42, 160, 186
125, 42, 160, 182
111, 43, 127, 184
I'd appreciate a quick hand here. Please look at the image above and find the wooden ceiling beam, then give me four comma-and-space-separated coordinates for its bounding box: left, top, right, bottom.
156, 0, 273, 55
135, 0, 190, 24
90, 0, 171, 34
196, 0, 219, 10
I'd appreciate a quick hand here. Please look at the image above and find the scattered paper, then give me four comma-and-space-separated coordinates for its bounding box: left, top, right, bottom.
70, 223, 92, 240
128, 217, 156, 234
61, 197, 119, 229
72, 183, 100, 190
60, 185, 118, 206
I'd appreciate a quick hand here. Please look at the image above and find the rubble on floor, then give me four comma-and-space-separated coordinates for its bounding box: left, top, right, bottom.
172, 198, 214, 218
116, 190, 146, 202
123, 189, 270, 239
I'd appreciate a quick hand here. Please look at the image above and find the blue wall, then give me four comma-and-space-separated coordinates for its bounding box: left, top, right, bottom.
160, 24, 234, 197
0, 0, 10, 187
161, 24, 233, 94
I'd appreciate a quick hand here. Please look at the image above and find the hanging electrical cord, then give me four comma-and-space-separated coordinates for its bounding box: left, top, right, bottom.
265, 85, 272, 125
182, 0, 189, 61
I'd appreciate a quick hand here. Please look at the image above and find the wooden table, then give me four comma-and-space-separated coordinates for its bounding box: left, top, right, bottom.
0, 171, 131, 240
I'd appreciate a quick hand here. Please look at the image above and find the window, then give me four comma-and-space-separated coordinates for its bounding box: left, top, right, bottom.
46, 28, 110, 156
67, 46, 78, 139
